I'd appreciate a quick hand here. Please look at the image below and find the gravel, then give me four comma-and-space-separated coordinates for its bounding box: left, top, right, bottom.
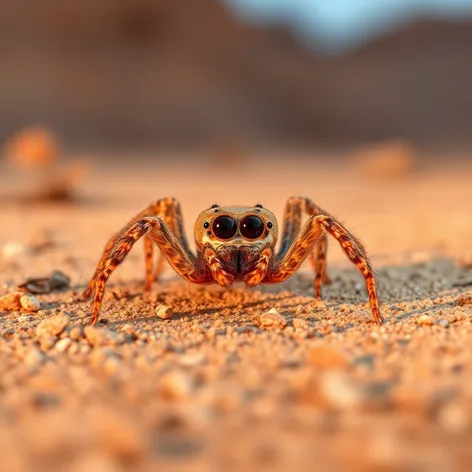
1, 161, 472, 472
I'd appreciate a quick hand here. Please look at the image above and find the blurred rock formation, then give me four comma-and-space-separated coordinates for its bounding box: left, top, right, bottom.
1, 0, 471, 148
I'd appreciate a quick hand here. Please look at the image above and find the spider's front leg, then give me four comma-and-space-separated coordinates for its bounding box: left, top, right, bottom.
84, 217, 210, 326
265, 214, 383, 324
81, 197, 190, 299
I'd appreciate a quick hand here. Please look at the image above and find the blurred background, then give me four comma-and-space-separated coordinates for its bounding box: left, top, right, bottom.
1, 0, 472, 151
2, 5, 472, 471
1, 0, 472, 247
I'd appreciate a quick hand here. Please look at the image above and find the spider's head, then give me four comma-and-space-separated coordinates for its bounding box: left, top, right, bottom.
195, 204, 278, 280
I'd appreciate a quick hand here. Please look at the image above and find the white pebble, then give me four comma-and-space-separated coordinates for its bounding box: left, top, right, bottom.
20, 294, 41, 312
55, 338, 72, 352
259, 308, 287, 328
155, 304, 174, 320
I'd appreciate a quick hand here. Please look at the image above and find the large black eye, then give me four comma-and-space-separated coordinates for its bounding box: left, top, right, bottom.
240, 215, 264, 239
212, 216, 237, 240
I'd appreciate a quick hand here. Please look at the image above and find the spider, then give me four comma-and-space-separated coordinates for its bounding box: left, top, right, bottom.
80, 197, 383, 326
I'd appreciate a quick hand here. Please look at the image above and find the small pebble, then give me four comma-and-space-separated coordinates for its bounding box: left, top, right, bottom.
155, 304, 174, 320
446, 314, 458, 324
437, 319, 449, 328
19, 270, 71, 294
293, 318, 309, 330
36, 314, 70, 337
312, 299, 327, 309
49, 270, 71, 290
0, 292, 23, 311
24, 348, 47, 367
160, 370, 193, 401
20, 294, 41, 312
416, 314, 434, 326
68, 325, 84, 341
40, 335, 58, 351
259, 308, 287, 329
84, 326, 119, 347
55, 338, 72, 352
2, 328, 15, 338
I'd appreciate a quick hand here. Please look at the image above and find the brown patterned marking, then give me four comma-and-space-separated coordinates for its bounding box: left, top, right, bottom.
203, 246, 235, 288
315, 215, 382, 324
153, 252, 166, 282
267, 202, 383, 324
87, 216, 210, 326
243, 245, 273, 286
82, 198, 381, 326
144, 237, 154, 290
310, 236, 331, 299
266, 216, 324, 283
278, 196, 332, 298
81, 197, 191, 300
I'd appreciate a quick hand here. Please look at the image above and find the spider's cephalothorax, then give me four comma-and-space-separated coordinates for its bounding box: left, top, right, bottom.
80, 197, 383, 326
194, 205, 278, 287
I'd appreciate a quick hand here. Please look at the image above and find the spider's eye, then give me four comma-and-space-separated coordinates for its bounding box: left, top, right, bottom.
240, 215, 264, 239
212, 216, 237, 240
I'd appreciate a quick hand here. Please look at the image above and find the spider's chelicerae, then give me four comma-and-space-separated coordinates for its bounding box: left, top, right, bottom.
80, 197, 383, 325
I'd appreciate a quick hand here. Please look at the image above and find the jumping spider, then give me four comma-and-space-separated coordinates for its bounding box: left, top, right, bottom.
80, 197, 383, 325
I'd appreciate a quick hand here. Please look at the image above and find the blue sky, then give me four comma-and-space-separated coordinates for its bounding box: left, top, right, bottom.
225, 0, 472, 50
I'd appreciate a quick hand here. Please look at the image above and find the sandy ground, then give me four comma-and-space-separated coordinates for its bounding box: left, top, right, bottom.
1, 154, 472, 472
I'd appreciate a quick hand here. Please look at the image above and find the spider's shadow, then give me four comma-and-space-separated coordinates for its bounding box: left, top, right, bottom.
84, 255, 471, 328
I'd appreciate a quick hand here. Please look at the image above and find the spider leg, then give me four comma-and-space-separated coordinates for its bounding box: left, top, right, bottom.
144, 237, 154, 291
153, 252, 166, 282
266, 213, 383, 324
80, 197, 190, 299
144, 238, 167, 288
87, 217, 210, 326
278, 196, 331, 298
309, 236, 332, 299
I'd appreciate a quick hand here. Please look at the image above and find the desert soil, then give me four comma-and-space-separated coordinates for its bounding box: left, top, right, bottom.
1, 154, 472, 472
